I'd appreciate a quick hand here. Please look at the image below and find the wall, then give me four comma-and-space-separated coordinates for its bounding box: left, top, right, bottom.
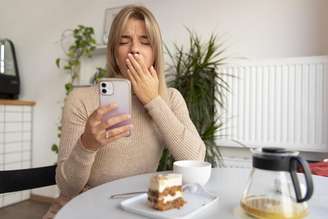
0, 0, 327, 197
150, 0, 328, 58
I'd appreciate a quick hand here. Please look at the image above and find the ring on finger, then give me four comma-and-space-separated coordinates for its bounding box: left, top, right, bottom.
105, 131, 111, 139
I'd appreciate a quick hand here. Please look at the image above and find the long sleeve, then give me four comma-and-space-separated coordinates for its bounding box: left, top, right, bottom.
55, 89, 97, 197
144, 88, 206, 161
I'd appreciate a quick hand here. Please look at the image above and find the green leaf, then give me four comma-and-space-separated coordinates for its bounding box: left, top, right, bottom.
90, 67, 107, 83
157, 148, 175, 171
55, 58, 60, 68
51, 144, 59, 154
65, 82, 73, 95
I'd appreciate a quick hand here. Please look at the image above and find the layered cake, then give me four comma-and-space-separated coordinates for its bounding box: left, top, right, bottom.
148, 174, 186, 211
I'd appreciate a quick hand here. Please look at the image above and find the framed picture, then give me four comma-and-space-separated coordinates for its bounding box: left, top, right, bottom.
102, 6, 123, 44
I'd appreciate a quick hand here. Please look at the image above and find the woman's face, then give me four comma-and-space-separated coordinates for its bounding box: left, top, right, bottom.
115, 18, 154, 78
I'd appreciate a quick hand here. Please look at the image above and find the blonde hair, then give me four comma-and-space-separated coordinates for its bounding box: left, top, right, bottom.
107, 5, 168, 99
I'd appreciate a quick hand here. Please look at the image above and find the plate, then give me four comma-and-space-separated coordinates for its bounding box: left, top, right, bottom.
120, 190, 219, 219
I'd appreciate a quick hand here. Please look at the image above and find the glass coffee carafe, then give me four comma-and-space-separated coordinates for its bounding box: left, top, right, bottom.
241, 147, 313, 219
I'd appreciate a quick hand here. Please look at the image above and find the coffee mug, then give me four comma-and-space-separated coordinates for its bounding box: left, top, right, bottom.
173, 160, 211, 186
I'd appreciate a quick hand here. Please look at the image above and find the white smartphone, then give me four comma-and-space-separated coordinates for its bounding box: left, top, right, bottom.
99, 78, 132, 136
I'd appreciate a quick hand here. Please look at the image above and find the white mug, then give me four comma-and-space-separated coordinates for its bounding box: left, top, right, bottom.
173, 160, 212, 186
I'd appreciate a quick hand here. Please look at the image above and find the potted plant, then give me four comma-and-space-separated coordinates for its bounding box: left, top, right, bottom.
52, 25, 106, 153
157, 30, 229, 170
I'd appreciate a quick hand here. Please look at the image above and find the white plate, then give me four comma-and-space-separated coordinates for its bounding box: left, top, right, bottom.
120, 191, 219, 219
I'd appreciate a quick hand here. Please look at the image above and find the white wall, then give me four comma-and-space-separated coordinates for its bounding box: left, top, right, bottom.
150, 0, 328, 58
1, 0, 327, 196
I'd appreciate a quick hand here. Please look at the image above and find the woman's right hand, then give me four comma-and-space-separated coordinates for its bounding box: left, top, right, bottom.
81, 103, 132, 151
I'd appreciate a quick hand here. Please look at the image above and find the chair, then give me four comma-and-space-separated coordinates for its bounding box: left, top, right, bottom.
0, 165, 57, 194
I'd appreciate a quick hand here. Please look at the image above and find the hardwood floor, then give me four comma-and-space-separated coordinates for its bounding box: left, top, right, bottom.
0, 199, 50, 219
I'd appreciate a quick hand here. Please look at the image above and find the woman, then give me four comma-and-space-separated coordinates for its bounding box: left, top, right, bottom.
43, 5, 205, 218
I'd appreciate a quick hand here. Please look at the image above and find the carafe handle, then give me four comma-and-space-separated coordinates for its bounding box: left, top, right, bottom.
289, 156, 314, 203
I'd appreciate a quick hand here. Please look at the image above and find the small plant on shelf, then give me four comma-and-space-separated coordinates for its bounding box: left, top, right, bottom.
52, 25, 106, 154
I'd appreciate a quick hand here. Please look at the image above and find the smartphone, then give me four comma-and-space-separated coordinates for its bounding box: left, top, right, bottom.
99, 78, 132, 136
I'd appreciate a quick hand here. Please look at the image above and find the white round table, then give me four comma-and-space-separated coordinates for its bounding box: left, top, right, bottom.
55, 168, 328, 219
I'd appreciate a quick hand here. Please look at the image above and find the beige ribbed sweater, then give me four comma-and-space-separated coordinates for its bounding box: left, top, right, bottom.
43, 86, 205, 218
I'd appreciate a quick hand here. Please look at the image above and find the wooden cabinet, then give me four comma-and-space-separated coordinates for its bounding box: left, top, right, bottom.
0, 99, 35, 207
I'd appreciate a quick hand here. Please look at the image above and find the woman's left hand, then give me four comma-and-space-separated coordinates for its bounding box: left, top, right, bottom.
126, 53, 159, 105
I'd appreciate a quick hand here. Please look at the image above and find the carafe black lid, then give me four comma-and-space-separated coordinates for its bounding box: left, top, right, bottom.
253, 147, 298, 171
262, 147, 289, 153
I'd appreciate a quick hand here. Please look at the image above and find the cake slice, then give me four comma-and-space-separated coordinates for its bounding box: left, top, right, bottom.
148, 174, 186, 211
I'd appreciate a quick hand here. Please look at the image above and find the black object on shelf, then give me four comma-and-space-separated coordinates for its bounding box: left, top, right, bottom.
0, 39, 20, 99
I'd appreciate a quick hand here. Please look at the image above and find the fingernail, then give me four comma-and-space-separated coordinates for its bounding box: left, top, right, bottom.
128, 53, 132, 57
126, 59, 129, 62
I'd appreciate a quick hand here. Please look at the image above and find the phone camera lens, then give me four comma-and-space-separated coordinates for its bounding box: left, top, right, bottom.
102, 89, 107, 94
101, 83, 106, 88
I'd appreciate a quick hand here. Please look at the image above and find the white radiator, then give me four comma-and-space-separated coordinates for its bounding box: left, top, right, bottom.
217, 56, 328, 152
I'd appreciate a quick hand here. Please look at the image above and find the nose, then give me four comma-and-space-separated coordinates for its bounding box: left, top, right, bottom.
130, 41, 140, 55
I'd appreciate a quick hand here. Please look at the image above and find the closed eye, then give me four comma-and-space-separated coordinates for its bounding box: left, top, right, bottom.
120, 35, 131, 45
140, 37, 151, 45
119, 35, 151, 45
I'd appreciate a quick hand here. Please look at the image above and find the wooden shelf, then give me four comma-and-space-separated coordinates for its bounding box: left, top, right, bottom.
0, 99, 36, 106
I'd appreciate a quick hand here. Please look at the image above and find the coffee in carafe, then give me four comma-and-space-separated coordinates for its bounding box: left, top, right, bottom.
241, 196, 308, 219
240, 147, 313, 219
